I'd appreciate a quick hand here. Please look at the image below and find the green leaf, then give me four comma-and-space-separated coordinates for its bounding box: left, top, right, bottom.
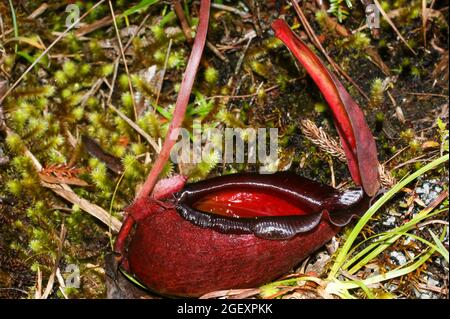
122, 0, 159, 17
429, 230, 449, 263
8, 0, 19, 52
16, 51, 36, 64
159, 11, 176, 27
155, 105, 173, 120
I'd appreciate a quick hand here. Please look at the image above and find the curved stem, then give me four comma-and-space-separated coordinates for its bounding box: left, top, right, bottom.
135, 0, 211, 201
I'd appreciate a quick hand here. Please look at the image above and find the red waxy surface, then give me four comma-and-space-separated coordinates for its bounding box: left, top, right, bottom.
125, 206, 338, 297
272, 19, 380, 197
193, 189, 308, 217
116, 174, 369, 297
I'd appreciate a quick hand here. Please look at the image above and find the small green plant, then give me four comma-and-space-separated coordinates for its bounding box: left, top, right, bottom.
370, 78, 384, 108
204, 66, 219, 85
437, 118, 449, 155
327, 0, 353, 23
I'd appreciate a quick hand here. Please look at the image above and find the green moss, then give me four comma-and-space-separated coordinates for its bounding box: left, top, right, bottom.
63, 60, 77, 78
151, 25, 166, 41
100, 63, 114, 77
119, 74, 130, 90
86, 96, 99, 108
370, 78, 384, 108
29, 240, 44, 253
204, 66, 219, 85
314, 102, 328, 113
400, 129, 415, 141
121, 92, 134, 109
167, 50, 186, 69
6, 180, 23, 196
250, 61, 270, 78
80, 63, 92, 76
6, 133, 25, 154
263, 37, 283, 50
122, 153, 143, 180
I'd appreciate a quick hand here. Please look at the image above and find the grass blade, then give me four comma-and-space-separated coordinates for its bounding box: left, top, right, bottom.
328, 154, 449, 279
429, 230, 449, 263
8, 0, 18, 52
122, 0, 159, 17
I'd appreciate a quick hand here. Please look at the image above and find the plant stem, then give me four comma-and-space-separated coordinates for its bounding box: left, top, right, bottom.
135, 0, 211, 200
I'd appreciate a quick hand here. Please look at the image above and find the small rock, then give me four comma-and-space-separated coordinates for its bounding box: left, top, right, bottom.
383, 216, 396, 227
390, 251, 407, 266
386, 283, 398, 292
427, 276, 440, 287
420, 291, 434, 299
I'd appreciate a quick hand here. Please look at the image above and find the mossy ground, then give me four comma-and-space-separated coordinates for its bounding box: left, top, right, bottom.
0, 0, 448, 298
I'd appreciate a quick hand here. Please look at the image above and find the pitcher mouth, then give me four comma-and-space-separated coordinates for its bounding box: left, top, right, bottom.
176, 202, 325, 240
173, 172, 371, 240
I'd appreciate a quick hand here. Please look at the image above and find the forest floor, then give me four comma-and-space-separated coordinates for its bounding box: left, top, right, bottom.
0, 0, 448, 299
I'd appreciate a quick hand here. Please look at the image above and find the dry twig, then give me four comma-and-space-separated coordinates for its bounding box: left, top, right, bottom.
40, 224, 67, 299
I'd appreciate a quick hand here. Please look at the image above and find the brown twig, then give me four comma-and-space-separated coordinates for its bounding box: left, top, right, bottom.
40, 224, 67, 299
172, 0, 193, 44
210, 3, 250, 17
27, 3, 49, 19
372, 0, 417, 55
206, 77, 302, 100
206, 41, 228, 62
75, 15, 114, 37
422, 0, 428, 47
108, 103, 160, 153
108, 0, 139, 125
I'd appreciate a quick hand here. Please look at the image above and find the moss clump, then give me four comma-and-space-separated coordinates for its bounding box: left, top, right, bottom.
370, 78, 384, 109
204, 66, 219, 85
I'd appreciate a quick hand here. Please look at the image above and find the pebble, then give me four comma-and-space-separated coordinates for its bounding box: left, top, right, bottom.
383, 216, 396, 227
390, 251, 407, 266
414, 289, 435, 299
415, 180, 442, 205
426, 275, 440, 287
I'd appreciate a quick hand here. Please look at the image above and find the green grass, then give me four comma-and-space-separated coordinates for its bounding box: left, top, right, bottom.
8, 0, 19, 52
122, 0, 159, 17
261, 154, 448, 299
